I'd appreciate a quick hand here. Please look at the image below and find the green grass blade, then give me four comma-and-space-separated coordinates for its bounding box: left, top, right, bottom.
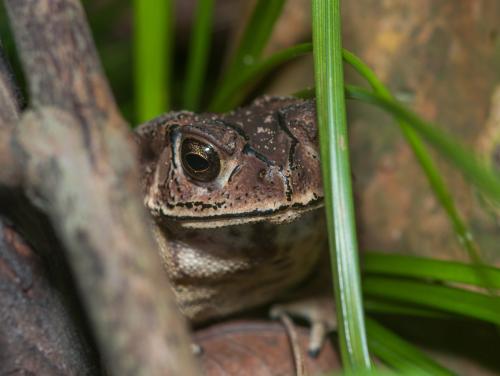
345, 86, 500, 204
216, 0, 285, 92
366, 318, 456, 376
293, 86, 316, 99
364, 253, 500, 289
341, 50, 387, 96
133, 0, 172, 122
343, 50, 483, 270
363, 299, 450, 318
227, 0, 285, 71
208, 43, 312, 112
312, 0, 371, 370
182, 0, 214, 111
363, 276, 500, 325
339, 370, 421, 376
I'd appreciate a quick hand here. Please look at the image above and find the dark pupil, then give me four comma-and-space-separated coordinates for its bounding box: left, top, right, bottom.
181, 138, 220, 182
185, 153, 209, 172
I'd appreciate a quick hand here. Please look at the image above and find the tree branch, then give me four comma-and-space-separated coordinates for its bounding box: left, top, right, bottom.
0, 40, 21, 187
0, 218, 100, 375
4, 0, 115, 120
0, 41, 19, 124
2, 0, 199, 374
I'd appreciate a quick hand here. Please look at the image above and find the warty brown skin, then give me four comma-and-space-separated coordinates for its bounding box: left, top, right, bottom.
136, 96, 326, 323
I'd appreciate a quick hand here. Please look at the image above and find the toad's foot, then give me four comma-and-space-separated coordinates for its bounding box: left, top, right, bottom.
270, 297, 337, 358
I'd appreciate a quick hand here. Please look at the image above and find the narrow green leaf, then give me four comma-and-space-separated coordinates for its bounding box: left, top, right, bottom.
312, 0, 371, 370
345, 86, 500, 205
363, 299, 449, 318
364, 252, 500, 289
182, 0, 214, 111
134, 0, 173, 122
366, 318, 455, 376
363, 276, 500, 325
216, 0, 285, 90
339, 370, 419, 376
228, 0, 285, 70
208, 43, 312, 112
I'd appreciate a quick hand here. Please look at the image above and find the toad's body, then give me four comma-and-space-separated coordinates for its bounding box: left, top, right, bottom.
136, 97, 326, 323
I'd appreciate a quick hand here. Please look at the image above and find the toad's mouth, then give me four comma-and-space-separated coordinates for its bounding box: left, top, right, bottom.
156, 197, 324, 229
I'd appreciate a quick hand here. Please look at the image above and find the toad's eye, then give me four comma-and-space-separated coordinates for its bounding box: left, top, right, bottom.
181, 138, 221, 182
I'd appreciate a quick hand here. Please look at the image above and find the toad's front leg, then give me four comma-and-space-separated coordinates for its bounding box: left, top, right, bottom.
271, 296, 337, 358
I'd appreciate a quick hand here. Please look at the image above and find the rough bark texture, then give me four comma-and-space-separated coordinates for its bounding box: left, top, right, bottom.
0, 219, 99, 375
0, 39, 20, 187
0, 0, 199, 374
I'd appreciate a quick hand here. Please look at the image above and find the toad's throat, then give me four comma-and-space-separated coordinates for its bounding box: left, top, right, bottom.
153, 209, 327, 323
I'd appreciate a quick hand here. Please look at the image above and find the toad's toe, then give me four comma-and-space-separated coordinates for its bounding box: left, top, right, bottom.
270, 297, 337, 358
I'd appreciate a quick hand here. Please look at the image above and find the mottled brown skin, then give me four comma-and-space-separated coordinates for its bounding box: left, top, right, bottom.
136, 96, 326, 323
